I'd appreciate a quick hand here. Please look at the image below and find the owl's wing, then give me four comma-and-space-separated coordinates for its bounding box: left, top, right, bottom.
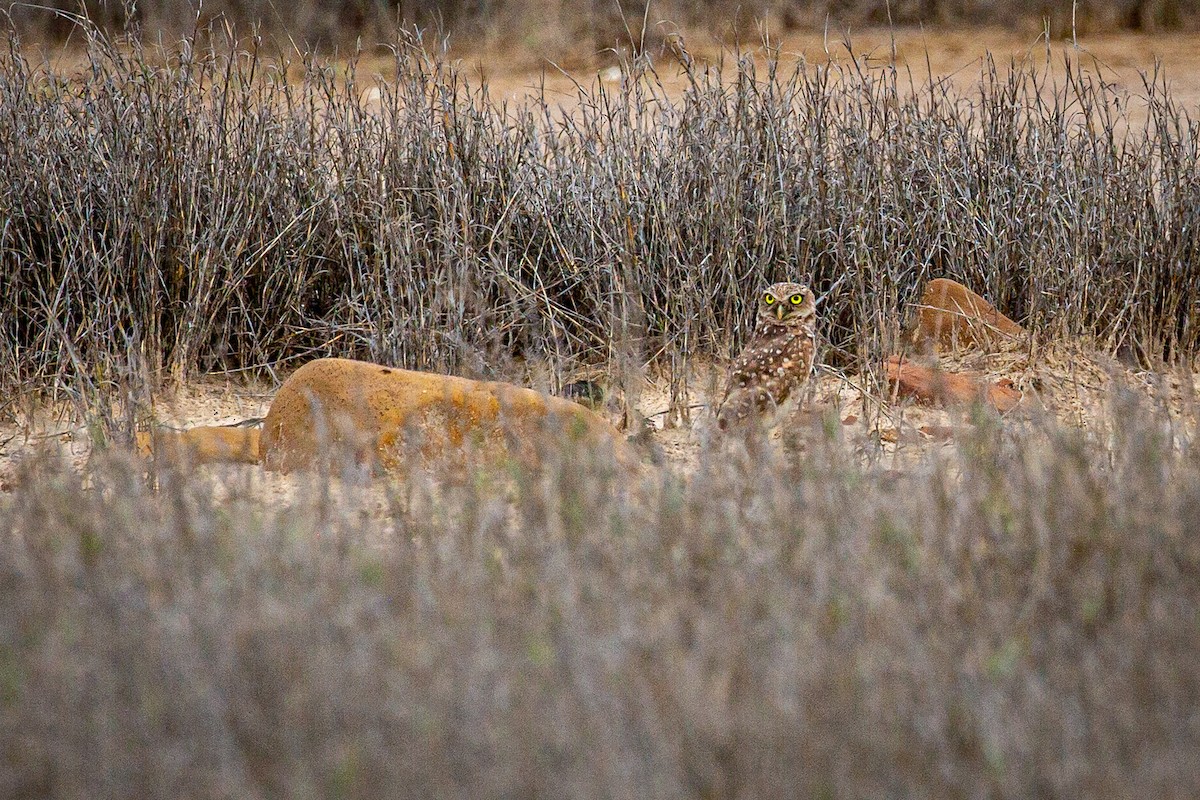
717, 386, 775, 429
718, 346, 761, 408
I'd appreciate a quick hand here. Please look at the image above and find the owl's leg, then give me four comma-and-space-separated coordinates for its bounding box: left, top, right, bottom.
717, 387, 776, 431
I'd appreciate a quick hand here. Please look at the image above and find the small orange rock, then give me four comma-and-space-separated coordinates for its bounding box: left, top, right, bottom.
914, 278, 1025, 352
877, 427, 924, 444
985, 380, 1023, 414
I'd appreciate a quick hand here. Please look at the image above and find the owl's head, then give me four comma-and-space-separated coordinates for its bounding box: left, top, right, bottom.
758, 282, 815, 327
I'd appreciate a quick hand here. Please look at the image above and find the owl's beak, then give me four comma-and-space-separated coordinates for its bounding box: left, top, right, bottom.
776, 304, 786, 321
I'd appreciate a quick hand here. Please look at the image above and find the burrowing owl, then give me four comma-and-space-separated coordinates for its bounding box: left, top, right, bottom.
717, 281, 816, 430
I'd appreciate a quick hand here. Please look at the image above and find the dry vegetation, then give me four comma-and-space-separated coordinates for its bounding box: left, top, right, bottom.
2, 26, 1198, 407
4, 400, 1200, 798
1, 20, 1200, 800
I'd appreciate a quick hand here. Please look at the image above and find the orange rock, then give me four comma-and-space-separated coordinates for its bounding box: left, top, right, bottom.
914, 278, 1025, 351
136, 426, 260, 465
261, 358, 636, 474
884, 355, 1021, 413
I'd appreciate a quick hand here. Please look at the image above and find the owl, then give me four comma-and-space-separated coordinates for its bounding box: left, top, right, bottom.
717, 281, 816, 430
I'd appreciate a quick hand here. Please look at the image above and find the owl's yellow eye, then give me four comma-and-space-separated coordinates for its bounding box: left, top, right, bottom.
763, 293, 776, 305
790, 294, 803, 305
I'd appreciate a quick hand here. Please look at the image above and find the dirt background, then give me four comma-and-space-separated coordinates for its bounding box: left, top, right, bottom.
2, 341, 1196, 495
460, 27, 1200, 114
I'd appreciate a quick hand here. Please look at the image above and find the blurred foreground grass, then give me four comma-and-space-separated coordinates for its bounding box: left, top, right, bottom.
1, 395, 1197, 797
2, 25, 1199, 798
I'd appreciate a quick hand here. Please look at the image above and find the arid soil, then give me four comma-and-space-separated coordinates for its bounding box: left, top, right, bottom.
2, 344, 1195, 501
459, 27, 1200, 118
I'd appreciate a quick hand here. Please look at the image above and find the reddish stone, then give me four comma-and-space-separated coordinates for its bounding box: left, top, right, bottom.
915, 278, 1025, 351
884, 355, 1021, 413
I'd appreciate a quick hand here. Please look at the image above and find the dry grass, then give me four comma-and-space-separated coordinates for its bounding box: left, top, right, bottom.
1, 29, 1198, 428
2, 395, 1198, 798
1, 26, 1199, 799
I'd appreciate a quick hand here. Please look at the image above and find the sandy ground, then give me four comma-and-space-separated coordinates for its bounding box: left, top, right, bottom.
442, 27, 1200, 122
27, 27, 1200, 120
2, 342, 1196, 509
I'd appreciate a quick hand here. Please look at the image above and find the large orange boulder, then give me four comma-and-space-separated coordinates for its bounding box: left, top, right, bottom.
260, 358, 636, 474
884, 355, 1022, 413
914, 278, 1025, 351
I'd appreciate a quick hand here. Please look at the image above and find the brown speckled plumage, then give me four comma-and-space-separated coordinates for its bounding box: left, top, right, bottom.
717, 281, 816, 430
